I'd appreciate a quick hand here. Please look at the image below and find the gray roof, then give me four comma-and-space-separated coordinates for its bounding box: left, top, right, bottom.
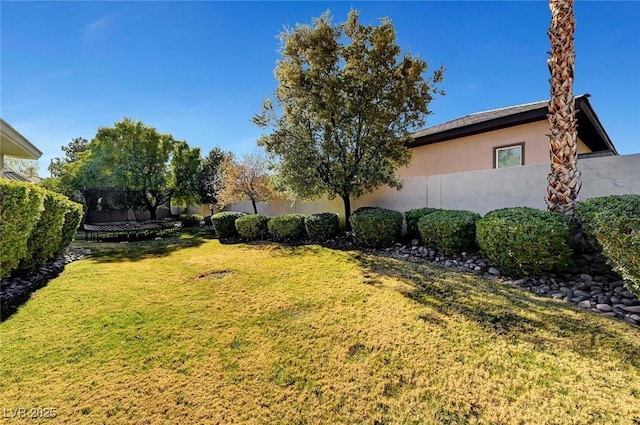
408, 94, 617, 154
3, 171, 31, 181
2, 170, 42, 183
411, 98, 552, 140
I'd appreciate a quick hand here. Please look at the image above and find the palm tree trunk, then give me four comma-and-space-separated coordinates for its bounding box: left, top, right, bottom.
546, 0, 581, 216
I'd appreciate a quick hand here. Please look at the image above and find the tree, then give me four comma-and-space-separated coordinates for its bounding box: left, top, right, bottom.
217, 152, 276, 214
172, 141, 202, 208
253, 10, 444, 229
546, 0, 580, 216
44, 137, 94, 199
4, 158, 40, 177
91, 118, 176, 219
48, 137, 90, 178
197, 147, 227, 212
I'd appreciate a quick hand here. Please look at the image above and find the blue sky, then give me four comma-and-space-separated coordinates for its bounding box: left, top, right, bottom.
2, 1, 639, 177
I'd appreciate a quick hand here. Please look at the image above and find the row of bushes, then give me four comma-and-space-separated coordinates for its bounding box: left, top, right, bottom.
211, 212, 341, 243
207, 196, 639, 299
0, 180, 84, 278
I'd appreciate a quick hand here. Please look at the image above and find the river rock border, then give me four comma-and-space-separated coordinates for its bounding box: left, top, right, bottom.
0, 247, 92, 321
364, 239, 639, 327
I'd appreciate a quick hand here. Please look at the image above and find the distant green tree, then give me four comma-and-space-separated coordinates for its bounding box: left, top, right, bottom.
172, 141, 202, 208
254, 10, 444, 228
197, 147, 227, 211
44, 137, 96, 199
46, 122, 211, 219
91, 118, 176, 219
48, 137, 90, 178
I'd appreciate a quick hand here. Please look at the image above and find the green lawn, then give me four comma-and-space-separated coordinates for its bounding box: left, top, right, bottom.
1, 233, 639, 424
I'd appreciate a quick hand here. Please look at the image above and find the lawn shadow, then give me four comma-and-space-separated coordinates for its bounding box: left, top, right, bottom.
351, 252, 640, 369
81, 230, 210, 263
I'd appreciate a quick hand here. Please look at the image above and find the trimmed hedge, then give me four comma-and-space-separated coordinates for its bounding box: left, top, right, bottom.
211, 211, 247, 239
268, 214, 307, 241
404, 208, 438, 241
305, 212, 340, 242
235, 214, 270, 240
203, 215, 213, 226
575, 195, 640, 298
575, 195, 640, 251
417, 209, 480, 254
19, 189, 69, 273
350, 207, 403, 248
476, 207, 573, 277
180, 213, 204, 228
58, 199, 84, 255
0, 181, 45, 278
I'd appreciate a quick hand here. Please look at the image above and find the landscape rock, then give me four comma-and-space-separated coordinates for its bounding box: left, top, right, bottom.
578, 300, 592, 308
488, 267, 500, 276
1, 247, 91, 321
370, 242, 638, 328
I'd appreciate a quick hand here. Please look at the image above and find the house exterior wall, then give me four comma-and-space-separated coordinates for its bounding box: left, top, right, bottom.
400, 120, 591, 178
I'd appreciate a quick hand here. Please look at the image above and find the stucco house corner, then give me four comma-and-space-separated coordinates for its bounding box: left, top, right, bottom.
402, 93, 618, 178
0, 118, 43, 182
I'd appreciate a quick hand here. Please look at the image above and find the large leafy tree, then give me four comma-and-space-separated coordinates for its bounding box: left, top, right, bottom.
217, 152, 276, 214
546, 0, 580, 216
91, 118, 177, 219
254, 10, 443, 228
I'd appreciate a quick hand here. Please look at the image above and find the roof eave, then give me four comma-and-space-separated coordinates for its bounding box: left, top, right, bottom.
0, 118, 43, 159
408, 107, 548, 148
574, 96, 619, 155
408, 95, 619, 155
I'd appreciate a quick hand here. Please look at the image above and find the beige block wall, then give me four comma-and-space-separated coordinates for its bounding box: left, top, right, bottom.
400, 120, 591, 178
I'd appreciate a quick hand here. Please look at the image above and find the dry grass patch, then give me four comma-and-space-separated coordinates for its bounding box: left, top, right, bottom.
1, 234, 639, 424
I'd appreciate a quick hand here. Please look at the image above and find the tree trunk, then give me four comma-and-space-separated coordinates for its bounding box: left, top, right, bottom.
546, 0, 581, 217
141, 188, 158, 220
251, 198, 258, 214
341, 194, 352, 232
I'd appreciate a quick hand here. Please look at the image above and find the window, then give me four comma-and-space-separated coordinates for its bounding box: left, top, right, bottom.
494, 143, 524, 168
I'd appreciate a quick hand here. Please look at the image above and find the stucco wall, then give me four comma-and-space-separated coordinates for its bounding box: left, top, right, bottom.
228, 153, 640, 221
422, 153, 640, 215
400, 120, 591, 178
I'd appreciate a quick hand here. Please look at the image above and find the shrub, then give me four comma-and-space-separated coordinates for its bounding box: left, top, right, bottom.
404, 207, 439, 241
19, 189, 69, 273
305, 212, 340, 242
180, 213, 204, 228
476, 207, 573, 277
350, 207, 403, 248
203, 215, 213, 226
268, 214, 307, 241
575, 195, 640, 251
235, 214, 270, 240
353, 206, 379, 215
211, 211, 247, 239
418, 209, 480, 254
576, 195, 640, 298
58, 199, 84, 255
0, 181, 45, 278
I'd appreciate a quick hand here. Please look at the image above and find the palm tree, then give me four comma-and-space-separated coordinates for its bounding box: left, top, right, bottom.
546, 0, 580, 216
